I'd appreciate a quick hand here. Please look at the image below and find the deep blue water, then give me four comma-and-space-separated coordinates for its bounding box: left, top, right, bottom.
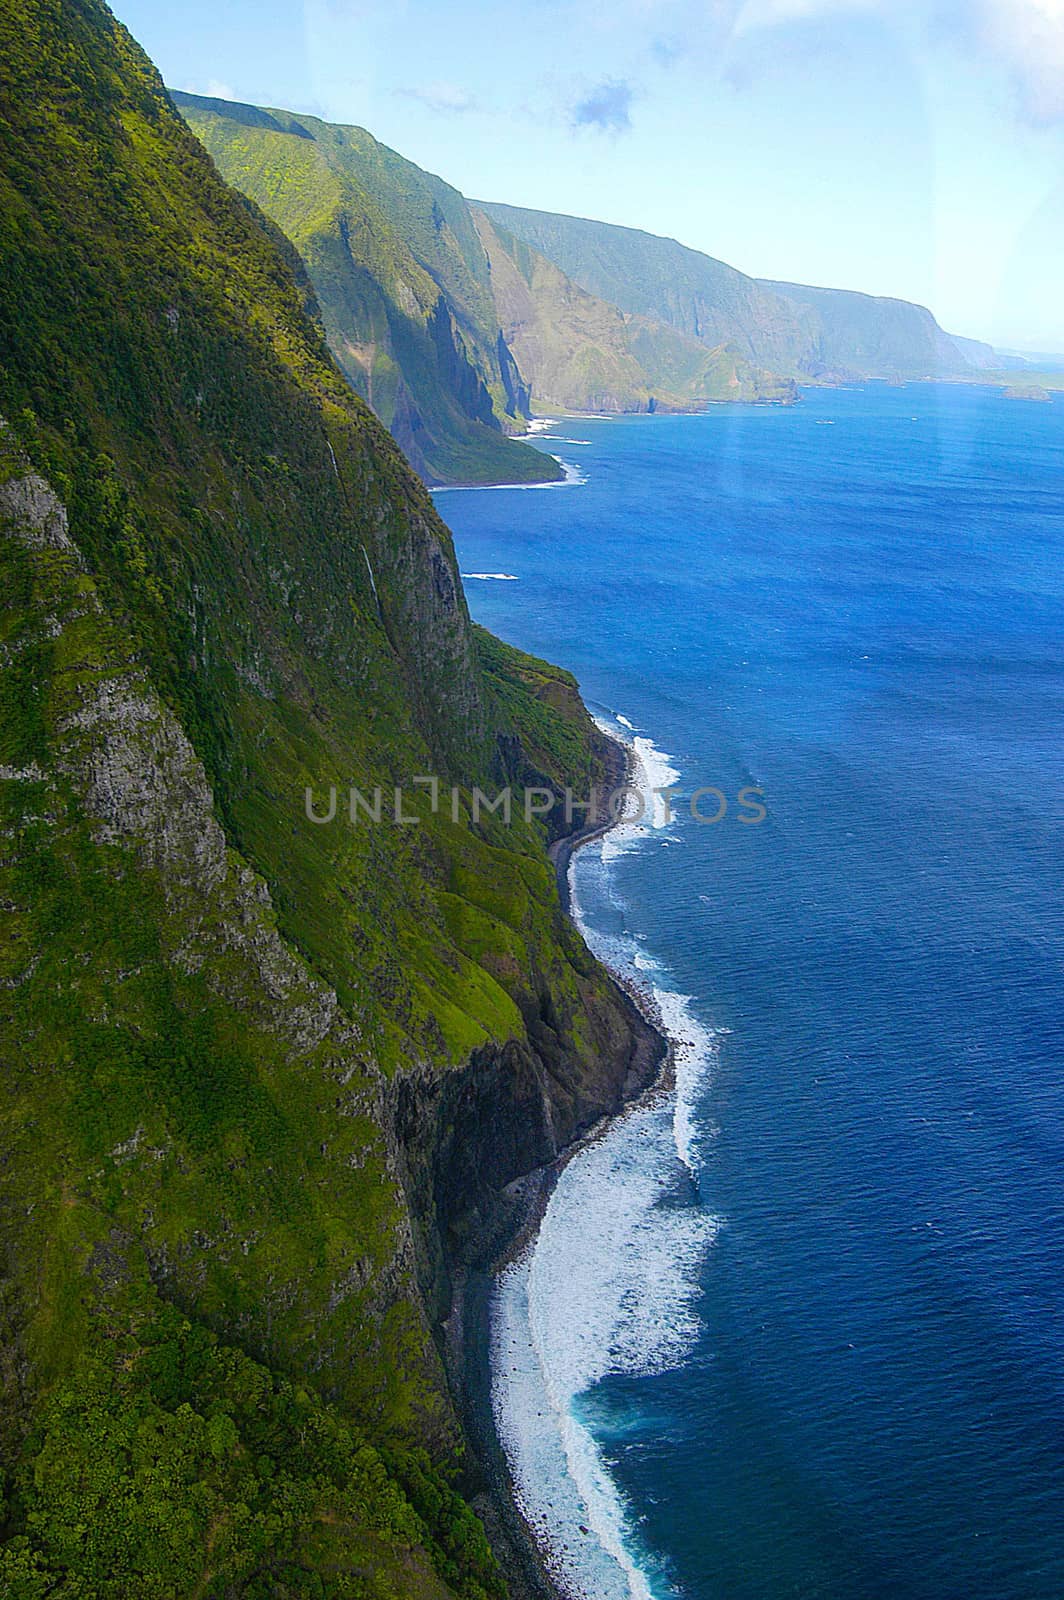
440, 385, 1064, 1600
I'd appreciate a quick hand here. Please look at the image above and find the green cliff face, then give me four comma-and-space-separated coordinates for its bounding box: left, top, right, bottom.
758, 279, 971, 379
0, 2, 657, 1593
176, 94, 797, 425
474, 208, 795, 410
172, 93, 559, 488
477, 202, 977, 382
476, 200, 817, 372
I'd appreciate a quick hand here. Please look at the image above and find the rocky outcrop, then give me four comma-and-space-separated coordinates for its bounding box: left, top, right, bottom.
392, 985, 664, 1319
0, 427, 413, 1345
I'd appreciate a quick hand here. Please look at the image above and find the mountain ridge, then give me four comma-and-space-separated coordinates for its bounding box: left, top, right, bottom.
175, 95, 1008, 489
472, 206, 796, 411
476, 199, 978, 381
174, 95, 804, 452
172, 90, 559, 488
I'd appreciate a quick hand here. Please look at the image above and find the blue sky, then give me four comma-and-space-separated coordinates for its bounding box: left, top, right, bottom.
113, 0, 1064, 349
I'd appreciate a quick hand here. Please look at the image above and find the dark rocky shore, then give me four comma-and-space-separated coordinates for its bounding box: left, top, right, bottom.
444, 730, 674, 1600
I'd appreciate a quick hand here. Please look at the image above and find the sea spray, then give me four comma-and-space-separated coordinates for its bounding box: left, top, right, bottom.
491, 723, 723, 1598
493, 1103, 716, 1600
597, 728, 680, 865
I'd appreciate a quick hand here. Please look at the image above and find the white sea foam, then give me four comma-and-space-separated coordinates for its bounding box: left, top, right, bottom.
616, 714, 636, 731
461, 572, 519, 581
492, 722, 724, 1600
493, 1087, 719, 1600
652, 985, 726, 1174
597, 728, 681, 862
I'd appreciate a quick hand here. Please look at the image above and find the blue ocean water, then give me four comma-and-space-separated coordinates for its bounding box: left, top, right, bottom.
440, 386, 1064, 1600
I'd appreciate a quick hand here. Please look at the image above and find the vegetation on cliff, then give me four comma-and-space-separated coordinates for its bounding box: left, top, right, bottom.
758, 278, 972, 380
473, 209, 793, 410
173, 92, 559, 487
477, 201, 979, 382
0, 1, 653, 1592
175, 94, 797, 431
174, 94, 977, 438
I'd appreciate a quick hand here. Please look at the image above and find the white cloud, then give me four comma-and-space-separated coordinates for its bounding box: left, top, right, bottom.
398, 81, 478, 114
179, 78, 238, 102
572, 78, 636, 132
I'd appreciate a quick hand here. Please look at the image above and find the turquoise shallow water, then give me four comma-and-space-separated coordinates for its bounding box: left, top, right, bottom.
439, 385, 1064, 1600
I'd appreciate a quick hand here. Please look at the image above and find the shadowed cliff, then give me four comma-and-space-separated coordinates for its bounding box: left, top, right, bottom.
173, 91, 561, 487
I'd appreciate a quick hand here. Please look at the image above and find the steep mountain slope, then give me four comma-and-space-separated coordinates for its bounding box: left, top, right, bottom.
177, 95, 797, 421
949, 332, 1032, 372
478, 201, 977, 381
173, 92, 558, 486
477, 201, 816, 370
0, 2, 657, 1593
938, 331, 998, 369
473, 208, 795, 409
759, 278, 969, 378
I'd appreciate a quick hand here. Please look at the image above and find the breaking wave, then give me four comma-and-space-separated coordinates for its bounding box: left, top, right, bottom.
491, 718, 724, 1599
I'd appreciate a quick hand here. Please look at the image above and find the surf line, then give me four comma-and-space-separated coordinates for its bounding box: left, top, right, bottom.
490, 721, 724, 1600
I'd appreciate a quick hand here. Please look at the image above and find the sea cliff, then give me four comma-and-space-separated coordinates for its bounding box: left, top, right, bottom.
0, 2, 662, 1592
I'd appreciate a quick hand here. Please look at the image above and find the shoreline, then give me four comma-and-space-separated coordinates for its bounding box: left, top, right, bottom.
430, 374, 1062, 496
453, 728, 676, 1600
431, 458, 585, 495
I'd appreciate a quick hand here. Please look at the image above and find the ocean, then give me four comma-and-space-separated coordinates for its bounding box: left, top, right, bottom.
438, 384, 1064, 1600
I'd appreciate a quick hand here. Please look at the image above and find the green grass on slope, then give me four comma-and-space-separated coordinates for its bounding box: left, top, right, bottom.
0, 428, 497, 1599
476, 199, 812, 370
474, 208, 794, 410
477, 201, 977, 381
0, 1, 634, 1593
174, 93, 560, 486
1, 1310, 501, 1600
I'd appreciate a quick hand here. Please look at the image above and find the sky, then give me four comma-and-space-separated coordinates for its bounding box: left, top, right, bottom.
111, 0, 1064, 350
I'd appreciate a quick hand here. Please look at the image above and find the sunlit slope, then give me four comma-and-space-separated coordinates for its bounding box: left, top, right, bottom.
475, 207, 795, 409
478, 200, 976, 381
175, 91, 560, 485
0, 1, 654, 1592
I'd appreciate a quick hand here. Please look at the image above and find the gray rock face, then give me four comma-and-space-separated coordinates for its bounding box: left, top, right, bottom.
2, 440, 344, 1062
0, 454, 78, 555
1, 437, 401, 1353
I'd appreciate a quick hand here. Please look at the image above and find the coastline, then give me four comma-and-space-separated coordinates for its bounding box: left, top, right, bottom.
431, 458, 586, 494
434, 383, 1062, 1600
452, 727, 677, 1600
547, 728, 629, 915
